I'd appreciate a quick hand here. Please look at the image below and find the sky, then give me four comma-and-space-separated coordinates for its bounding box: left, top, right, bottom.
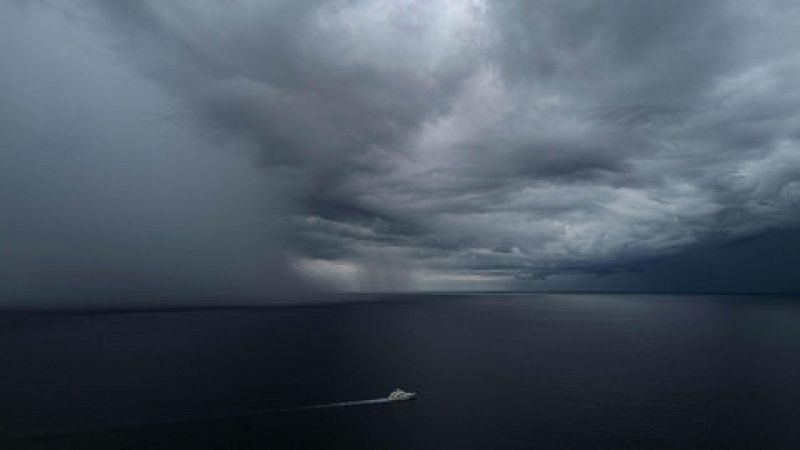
2, 1, 800, 305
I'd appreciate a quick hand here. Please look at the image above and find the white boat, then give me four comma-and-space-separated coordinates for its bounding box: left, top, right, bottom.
388, 388, 417, 401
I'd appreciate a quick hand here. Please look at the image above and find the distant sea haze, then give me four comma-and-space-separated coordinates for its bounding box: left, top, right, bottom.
4, 293, 800, 449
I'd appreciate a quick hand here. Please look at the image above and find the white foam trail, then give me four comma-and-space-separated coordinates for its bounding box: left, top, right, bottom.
204, 397, 396, 419
297, 398, 391, 410
155, 397, 397, 425
24, 397, 401, 438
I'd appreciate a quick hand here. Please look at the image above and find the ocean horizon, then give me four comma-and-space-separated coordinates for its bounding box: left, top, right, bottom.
4, 293, 800, 449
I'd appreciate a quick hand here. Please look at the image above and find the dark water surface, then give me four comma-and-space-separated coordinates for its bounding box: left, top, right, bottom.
3, 294, 800, 449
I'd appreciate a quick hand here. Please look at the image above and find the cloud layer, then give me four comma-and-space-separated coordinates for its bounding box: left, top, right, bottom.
4, 0, 800, 294
0, 2, 304, 305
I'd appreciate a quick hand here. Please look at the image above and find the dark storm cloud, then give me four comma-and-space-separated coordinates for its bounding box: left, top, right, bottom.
4, 0, 800, 293
0, 2, 306, 306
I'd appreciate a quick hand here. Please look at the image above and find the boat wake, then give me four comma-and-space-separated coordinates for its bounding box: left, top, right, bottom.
141, 397, 396, 427
292, 398, 392, 411
290, 389, 415, 410
177, 396, 398, 423
14, 395, 408, 440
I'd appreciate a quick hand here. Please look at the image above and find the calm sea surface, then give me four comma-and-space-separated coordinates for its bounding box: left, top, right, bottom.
3, 293, 800, 449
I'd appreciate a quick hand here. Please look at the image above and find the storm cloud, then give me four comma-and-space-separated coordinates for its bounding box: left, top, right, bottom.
3, 0, 800, 297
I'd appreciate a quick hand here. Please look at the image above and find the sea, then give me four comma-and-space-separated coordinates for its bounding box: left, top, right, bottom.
2, 293, 800, 449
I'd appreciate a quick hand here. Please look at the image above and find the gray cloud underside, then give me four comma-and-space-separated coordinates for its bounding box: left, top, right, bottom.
1, 2, 307, 304
29, 1, 800, 289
